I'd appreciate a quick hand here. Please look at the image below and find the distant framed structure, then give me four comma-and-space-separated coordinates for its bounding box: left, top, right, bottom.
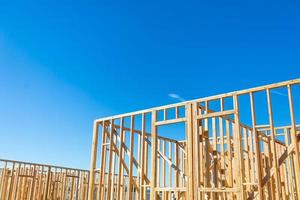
0, 158, 89, 200
88, 79, 300, 200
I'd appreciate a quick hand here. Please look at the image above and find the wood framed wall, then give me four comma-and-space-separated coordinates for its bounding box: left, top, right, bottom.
0, 157, 135, 200
88, 78, 300, 200
0, 158, 90, 200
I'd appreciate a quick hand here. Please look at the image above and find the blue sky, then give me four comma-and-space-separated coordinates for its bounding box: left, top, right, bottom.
0, 0, 300, 169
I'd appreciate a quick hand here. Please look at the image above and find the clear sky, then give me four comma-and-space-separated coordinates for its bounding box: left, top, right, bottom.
0, 0, 300, 169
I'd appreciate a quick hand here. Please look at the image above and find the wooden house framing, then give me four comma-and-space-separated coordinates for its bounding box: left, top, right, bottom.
88, 79, 300, 200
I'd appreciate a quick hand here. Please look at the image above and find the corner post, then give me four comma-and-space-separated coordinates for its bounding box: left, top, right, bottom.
88, 120, 99, 200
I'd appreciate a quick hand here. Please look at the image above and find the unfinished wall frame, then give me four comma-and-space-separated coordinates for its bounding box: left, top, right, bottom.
88, 79, 300, 200
0, 159, 90, 200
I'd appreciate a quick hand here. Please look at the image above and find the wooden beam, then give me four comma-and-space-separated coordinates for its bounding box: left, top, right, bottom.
87, 121, 99, 200
150, 111, 158, 200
